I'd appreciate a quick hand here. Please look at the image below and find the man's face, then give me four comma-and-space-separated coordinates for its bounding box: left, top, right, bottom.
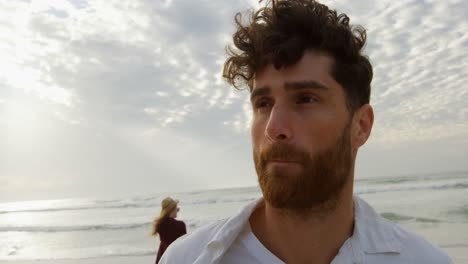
251, 51, 354, 211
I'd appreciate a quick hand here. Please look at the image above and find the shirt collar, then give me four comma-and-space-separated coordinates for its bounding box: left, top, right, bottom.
353, 196, 402, 254
209, 197, 262, 244
200, 196, 402, 263
199, 198, 262, 263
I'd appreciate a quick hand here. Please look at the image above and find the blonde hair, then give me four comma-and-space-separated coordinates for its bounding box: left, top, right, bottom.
151, 197, 178, 236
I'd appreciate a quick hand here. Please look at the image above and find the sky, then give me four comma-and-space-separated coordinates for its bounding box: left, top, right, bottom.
0, 0, 467, 202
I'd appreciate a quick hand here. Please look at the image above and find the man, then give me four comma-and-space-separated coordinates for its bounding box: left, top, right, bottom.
160, 0, 453, 263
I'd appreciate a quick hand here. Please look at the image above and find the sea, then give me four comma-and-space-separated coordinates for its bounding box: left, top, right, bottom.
1, 171, 467, 263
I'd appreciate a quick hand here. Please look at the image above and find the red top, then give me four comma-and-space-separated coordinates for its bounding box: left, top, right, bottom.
156, 217, 187, 263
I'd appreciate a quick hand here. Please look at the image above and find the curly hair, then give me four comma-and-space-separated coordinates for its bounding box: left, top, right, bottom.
223, 0, 373, 111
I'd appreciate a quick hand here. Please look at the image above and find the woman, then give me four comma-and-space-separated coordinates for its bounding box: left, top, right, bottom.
152, 197, 187, 264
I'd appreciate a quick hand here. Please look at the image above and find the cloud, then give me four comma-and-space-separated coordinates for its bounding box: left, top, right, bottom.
318, 0, 468, 146
0, 0, 467, 200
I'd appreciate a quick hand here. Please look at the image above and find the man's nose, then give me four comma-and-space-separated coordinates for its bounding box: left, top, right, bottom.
265, 106, 293, 142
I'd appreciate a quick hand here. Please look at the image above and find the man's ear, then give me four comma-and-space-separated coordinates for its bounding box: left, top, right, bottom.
352, 104, 374, 148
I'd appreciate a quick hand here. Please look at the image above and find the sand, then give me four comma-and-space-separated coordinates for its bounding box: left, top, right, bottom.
3, 256, 154, 264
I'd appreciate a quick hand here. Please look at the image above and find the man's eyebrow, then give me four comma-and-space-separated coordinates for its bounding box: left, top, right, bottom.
250, 81, 328, 101
250, 86, 271, 102
284, 80, 329, 91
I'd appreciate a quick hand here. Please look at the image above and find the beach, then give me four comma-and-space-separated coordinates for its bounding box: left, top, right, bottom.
5, 256, 153, 264
1, 171, 467, 263
6, 251, 468, 264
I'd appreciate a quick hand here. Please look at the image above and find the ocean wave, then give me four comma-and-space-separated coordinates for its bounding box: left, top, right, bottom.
183, 197, 257, 205
0, 203, 157, 215
80, 248, 156, 259
357, 171, 468, 185
433, 182, 468, 190
1, 245, 21, 257
356, 181, 468, 195
439, 243, 468, 248
380, 212, 441, 223
0, 218, 210, 233
0, 248, 156, 261
448, 205, 468, 219
0, 197, 258, 215
0, 222, 152, 233
1, 177, 465, 215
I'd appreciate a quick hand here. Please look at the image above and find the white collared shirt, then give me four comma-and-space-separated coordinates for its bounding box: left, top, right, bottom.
221, 219, 284, 264
160, 196, 452, 264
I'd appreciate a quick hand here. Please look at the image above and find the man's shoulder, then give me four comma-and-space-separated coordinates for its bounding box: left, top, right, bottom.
355, 196, 452, 263
387, 220, 452, 263
159, 218, 228, 263
364, 209, 452, 263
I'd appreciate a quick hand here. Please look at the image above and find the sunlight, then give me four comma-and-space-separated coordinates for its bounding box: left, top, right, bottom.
3, 56, 74, 106
3, 100, 42, 140
0, 199, 62, 215
0, 0, 74, 108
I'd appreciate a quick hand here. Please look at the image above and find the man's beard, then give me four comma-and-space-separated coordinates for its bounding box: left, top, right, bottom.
253, 122, 352, 214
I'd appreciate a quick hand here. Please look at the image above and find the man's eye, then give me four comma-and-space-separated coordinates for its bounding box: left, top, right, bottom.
297, 95, 318, 104
254, 99, 272, 109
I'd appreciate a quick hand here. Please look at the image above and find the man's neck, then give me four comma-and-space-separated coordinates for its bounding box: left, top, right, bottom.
249, 190, 355, 264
